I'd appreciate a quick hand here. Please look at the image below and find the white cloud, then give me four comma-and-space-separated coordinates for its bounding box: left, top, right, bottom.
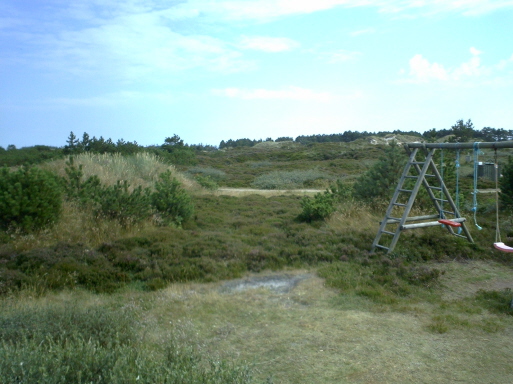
212, 86, 334, 101
184, 0, 513, 21
239, 36, 299, 52
32, 9, 255, 80
4, 0, 512, 83
408, 54, 449, 81
404, 47, 508, 83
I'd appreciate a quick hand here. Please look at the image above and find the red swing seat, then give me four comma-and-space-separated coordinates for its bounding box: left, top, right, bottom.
438, 219, 462, 228
494, 242, 513, 253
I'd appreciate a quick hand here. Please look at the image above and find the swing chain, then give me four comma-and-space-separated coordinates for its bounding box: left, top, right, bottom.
472, 142, 482, 230
495, 148, 501, 243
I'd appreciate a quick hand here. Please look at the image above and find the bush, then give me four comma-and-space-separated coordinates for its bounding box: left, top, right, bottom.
298, 190, 336, 222
330, 179, 354, 202
151, 171, 194, 226
95, 181, 152, 227
352, 141, 406, 201
62, 156, 103, 205
0, 166, 62, 232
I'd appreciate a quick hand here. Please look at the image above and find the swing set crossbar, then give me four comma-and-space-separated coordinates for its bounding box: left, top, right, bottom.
405, 142, 513, 150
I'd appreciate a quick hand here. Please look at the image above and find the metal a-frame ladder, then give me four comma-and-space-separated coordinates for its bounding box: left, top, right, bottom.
371, 146, 474, 254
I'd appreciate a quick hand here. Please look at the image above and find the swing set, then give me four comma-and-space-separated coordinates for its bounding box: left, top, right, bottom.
371, 141, 513, 254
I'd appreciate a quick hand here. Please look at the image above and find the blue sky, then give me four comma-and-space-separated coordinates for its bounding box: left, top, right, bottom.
1, 0, 512, 148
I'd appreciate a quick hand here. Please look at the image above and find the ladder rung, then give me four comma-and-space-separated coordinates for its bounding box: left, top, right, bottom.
411, 162, 425, 165
374, 244, 390, 250
453, 234, 468, 239
429, 186, 442, 191
387, 217, 401, 222
398, 189, 413, 193
425, 174, 436, 178
442, 210, 455, 215
393, 203, 407, 207
382, 230, 395, 236
405, 175, 418, 179
434, 198, 448, 203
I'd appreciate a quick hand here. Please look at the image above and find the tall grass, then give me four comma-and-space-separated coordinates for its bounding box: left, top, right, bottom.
0, 292, 256, 383
42, 152, 197, 190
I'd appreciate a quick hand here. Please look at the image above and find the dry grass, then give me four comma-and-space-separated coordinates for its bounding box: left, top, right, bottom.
144, 265, 513, 384
327, 201, 381, 233
4, 263, 513, 383
41, 152, 198, 190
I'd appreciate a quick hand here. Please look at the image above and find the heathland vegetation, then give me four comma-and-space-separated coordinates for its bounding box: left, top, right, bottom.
1, 120, 513, 383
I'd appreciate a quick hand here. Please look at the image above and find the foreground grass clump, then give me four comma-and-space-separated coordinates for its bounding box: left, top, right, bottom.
0, 294, 256, 384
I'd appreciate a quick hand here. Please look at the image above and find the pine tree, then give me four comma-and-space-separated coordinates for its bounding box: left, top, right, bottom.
64, 131, 80, 154
352, 141, 407, 201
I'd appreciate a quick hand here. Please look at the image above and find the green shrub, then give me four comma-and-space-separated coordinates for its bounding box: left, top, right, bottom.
151, 171, 194, 226
298, 190, 336, 222
62, 156, 103, 204
352, 141, 406, 201
329, 179, 354, 202
95, 181, 152, 227
0, 166, 62, 232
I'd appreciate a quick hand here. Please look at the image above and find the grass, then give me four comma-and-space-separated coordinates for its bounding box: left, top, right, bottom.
251, 169, 333, 189
6, 263, 506, 384
42, 152, 197, 190
2, 143, 513, 382
151, 263, 513, 383
0, 290, 258, 383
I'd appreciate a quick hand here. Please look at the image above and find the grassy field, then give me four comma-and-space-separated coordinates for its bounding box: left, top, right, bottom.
3, 261, 512, 383
1, 139, 513, 383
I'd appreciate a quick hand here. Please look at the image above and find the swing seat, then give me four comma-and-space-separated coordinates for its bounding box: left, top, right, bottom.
494, 242, 513, 253
438, 219, 462, 228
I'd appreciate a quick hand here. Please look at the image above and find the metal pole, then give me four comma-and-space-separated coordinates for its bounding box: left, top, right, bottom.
405, 141, 513, 150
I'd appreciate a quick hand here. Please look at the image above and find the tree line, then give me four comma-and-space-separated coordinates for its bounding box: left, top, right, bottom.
218, 120, 512, 149
1, 120, 512, 166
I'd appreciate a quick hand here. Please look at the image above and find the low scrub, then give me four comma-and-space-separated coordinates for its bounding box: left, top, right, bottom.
298, 190, 336, 222
251, 169, 332, 189
186, 166, 226, 182
318, 256, 444, 305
